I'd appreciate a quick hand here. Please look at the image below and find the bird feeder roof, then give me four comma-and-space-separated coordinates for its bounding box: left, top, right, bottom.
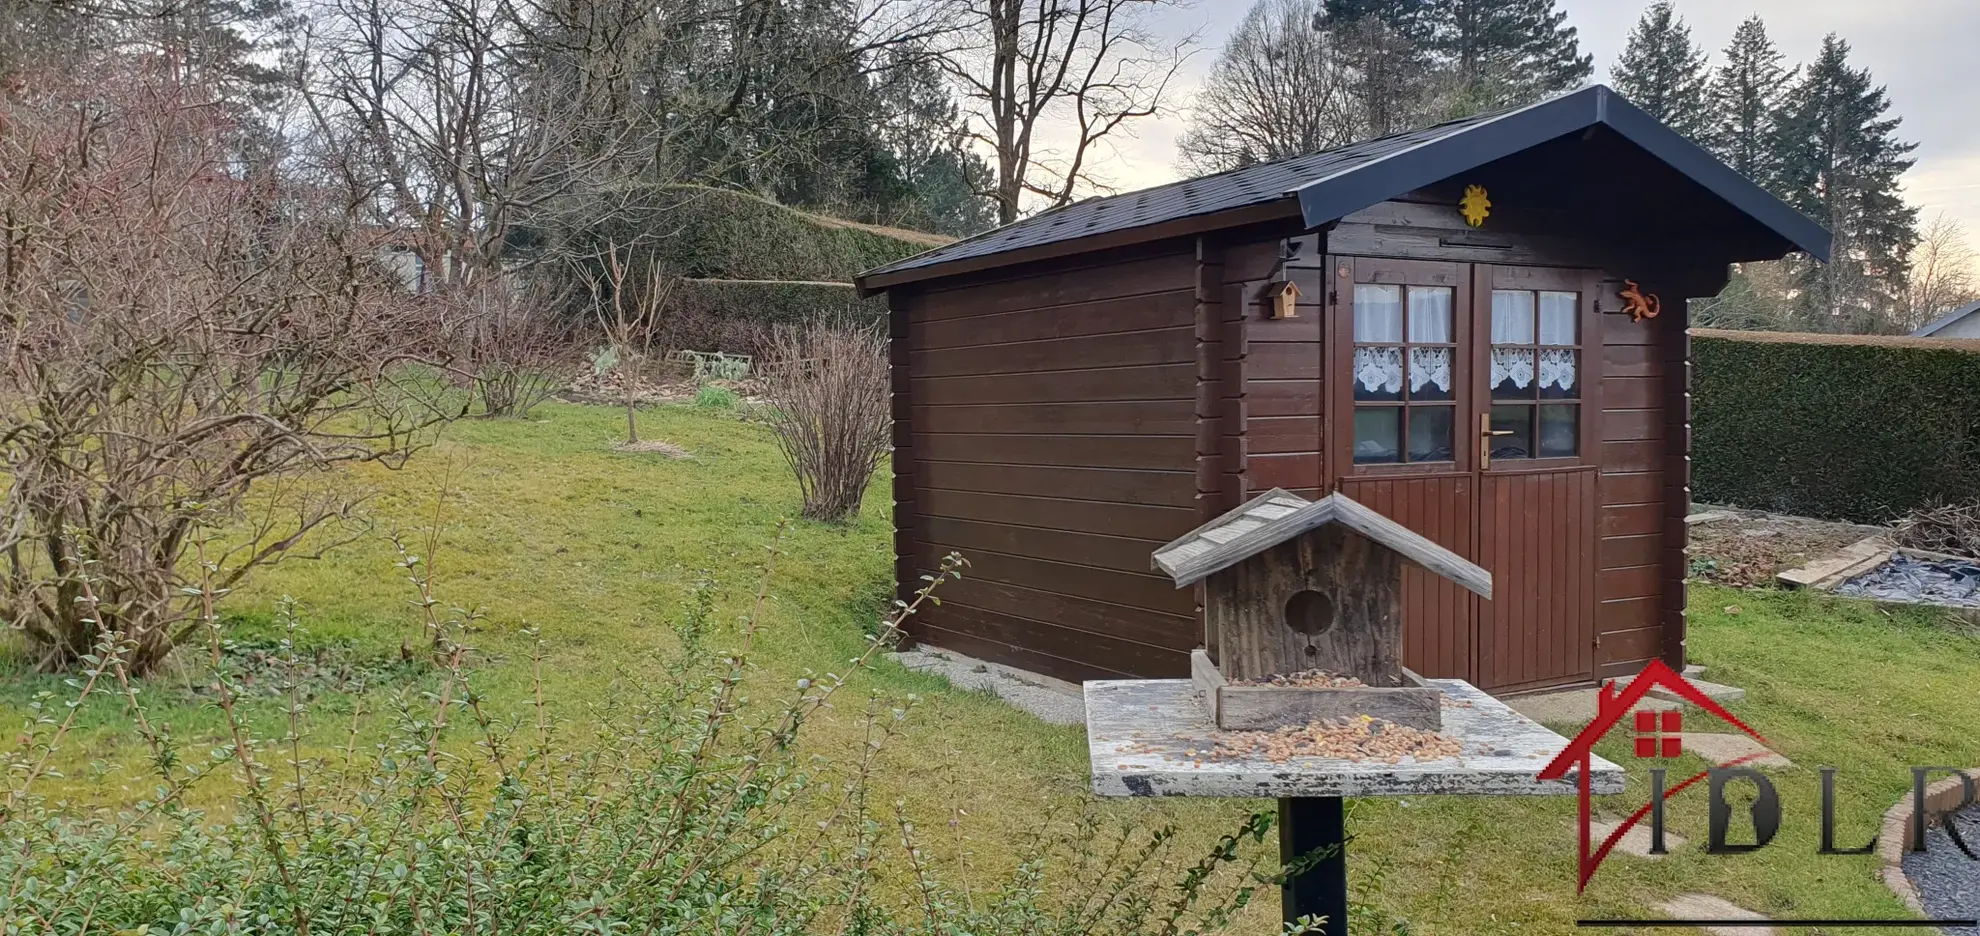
1151, 489, 1492, 598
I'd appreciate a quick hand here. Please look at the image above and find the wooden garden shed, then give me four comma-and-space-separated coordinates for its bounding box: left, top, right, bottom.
853, 85, 1831, 694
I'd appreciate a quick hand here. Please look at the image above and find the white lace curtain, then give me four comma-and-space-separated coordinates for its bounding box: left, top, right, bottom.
1355, 347, 1402, 394
1490, 348, 1576, 392
1354, 347, 1454, 396
1490, 289, 1577, 392
1355, 285, 1453, 396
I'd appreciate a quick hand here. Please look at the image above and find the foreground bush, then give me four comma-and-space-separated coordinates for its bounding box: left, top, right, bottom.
0, 65, 452, 674
0, 537, 1288, 934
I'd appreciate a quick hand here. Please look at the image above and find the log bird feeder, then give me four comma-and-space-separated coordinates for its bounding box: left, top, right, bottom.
1152, 489, 1493, 731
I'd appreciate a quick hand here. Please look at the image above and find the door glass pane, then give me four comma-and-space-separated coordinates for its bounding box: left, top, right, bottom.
1490, 348, 1536, 399
1539, 291, 1578, 345
1489, 405, 1532, 460
1539, 404, 1579, 457
1407, 406, 1454, 462
1353, 407, 1401, 463
1353, 346, 1403, 401
1407, 287, 1453, 342
1538, 348, 1578, 399
1408, 347, 1452, 401
1353, 285, 1403, 342
1490, 290, 1535, 343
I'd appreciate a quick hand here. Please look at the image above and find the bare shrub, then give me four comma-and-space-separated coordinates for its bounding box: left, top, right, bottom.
449, 282, 577, 418
1892, 501, 1980, 558
0, 66, 451, 673
761, 325, 890, 522
581, 243, 673, 445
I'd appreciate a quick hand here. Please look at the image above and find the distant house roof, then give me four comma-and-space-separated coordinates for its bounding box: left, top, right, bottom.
1151, 489, 1492, 597
1912, 299, 1980, 337
857, 85, 1832, 295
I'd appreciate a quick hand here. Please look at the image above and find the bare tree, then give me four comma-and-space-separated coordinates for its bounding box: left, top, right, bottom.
1904, 213, 1980, 332
582, 242, 673, 446
944, 0, 1192, 224
0, 63, 452, 673
1176, 0, 1354, 176
761, 326, 890, 522
294, 0, 666, 288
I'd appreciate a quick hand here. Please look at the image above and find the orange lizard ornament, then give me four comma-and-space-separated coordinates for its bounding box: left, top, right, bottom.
1620, 280, 1661, 322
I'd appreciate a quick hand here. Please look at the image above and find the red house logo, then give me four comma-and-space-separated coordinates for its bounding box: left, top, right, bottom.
1535, 659, 1774, 891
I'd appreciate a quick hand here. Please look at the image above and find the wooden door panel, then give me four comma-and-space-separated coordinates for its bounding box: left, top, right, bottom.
1336, 474, 1475, 681
1476, 467, 1598, 691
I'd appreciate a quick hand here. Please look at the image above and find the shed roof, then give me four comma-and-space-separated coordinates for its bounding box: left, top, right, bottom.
1912, 299, 1980, 338
1151, 489, 1492, 598
858, 85, 1831, 294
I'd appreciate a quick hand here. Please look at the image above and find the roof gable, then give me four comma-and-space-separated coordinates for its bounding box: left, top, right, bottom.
857, 85, 1831, 294
1151, 489, 1492, 597
1913, 299, 1980, 337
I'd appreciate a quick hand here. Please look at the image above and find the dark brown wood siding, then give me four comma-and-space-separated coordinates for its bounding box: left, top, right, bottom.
892, 244, 1206, 682
1593, 289, 1678, 680
1222, 233, 1326, 499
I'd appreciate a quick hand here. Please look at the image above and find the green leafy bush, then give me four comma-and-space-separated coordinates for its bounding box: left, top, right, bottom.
695, 385, 740, 410
0, 536, 1295, 935
1693, 333, 1980, 523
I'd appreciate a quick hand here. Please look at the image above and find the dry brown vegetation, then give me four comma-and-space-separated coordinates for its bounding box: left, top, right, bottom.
760, 326, 891, 522
0, 66, 452, 673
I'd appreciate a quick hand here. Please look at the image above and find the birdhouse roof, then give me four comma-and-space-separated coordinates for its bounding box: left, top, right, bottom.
1151, 489, 1492, 597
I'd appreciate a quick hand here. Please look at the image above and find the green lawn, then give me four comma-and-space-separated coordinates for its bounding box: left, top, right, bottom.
4, 401, 1975, 934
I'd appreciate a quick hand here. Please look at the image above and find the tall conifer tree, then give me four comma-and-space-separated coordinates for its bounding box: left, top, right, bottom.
1775, 34, 1918, 332
1321, 0, 1590, 116
1432, 0, 1592, 113
1706, 15, 1794, 193
1610, 1, 1710, 140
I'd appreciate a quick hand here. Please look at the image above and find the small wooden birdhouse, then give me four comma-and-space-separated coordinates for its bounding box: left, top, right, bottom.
1264, 279, 1300, 319
1152, 489, 1492, 730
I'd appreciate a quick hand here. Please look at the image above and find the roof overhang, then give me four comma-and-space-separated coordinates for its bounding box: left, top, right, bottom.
1292, 85, 1831, 263
853, 199, 1301, 298
856, 85, 1831, 296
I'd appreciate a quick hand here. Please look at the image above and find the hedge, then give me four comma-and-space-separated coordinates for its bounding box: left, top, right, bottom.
540, 183, 939, 354
562, 183, 948, 283
1692, 331, 1980, 523
662, 278, 885, 356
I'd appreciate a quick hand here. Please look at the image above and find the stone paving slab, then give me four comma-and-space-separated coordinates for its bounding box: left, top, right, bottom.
892, 648, 1084, 725
1504, 685, 1678, 727
1085, 678, 1624, 798
1613, 673, 1748, 704
1657, 893, 1779, 936
1591, 818, 1687, 858
1682, 732, 1792, 768
1777, 535, 1891, 588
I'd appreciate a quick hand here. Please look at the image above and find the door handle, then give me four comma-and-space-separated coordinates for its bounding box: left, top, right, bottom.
1480, 414, 1513, 469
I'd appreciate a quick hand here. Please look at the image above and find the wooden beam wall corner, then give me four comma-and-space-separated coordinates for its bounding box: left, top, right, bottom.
888, 293, 921, 630
1195, 236, 1228, 524
1658, 284, 1696, 671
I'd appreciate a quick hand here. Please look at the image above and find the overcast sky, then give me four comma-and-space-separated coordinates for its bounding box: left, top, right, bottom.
1069, 0, 1980, 258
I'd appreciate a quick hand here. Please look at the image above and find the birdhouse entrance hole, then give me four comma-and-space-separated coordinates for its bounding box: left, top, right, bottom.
1285, 590, 1336, 651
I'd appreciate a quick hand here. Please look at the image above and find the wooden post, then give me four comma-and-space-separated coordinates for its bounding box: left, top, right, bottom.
1280, 796, 1348, 935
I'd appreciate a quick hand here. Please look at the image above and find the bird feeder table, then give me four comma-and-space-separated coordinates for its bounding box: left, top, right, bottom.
1088, 490, 1623, 934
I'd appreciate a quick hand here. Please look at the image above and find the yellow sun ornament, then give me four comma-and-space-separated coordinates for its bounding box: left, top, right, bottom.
1460, 184, 1491, 227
